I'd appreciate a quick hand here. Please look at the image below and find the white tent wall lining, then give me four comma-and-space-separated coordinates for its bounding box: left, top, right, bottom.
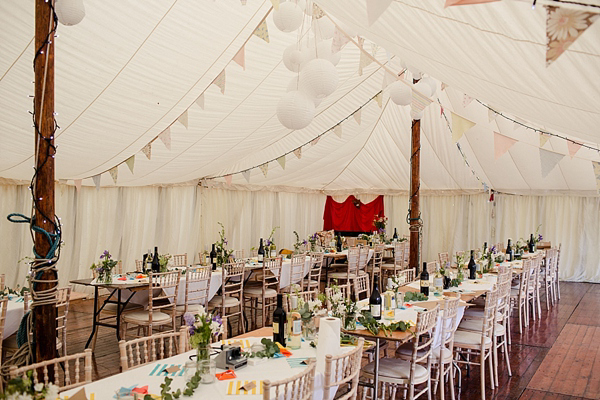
1, 183, 598, 289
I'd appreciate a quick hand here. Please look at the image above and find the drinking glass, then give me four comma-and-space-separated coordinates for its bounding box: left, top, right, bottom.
184, 361, 197, 382
199, 359, 216, 384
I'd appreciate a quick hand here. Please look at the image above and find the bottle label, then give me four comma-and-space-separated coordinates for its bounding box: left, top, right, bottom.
421, 280, 429, 287
270, 250, 276, 258
258, 254, 263, 262
370, 304, 381, 317
434, 277, 443, 288
273, 322, 279, 334
292, 320, 302, 335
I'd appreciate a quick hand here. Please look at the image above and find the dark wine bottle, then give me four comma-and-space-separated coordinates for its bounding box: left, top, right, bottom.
528, 234, 535, 253
468, 250, 477, 279
420, 262, 430, 297
258, 238, 265, 263
210, 243, 217, 271
506, 239, 514, 262
369, 275, 382, 320
483, 242, 488, 254
336, 233, 342, 252
273, 294, 287, 346
142, 252, 148, 273
145, 249, 152, 274
393, 228, 398, 241
151, 246, 160, 273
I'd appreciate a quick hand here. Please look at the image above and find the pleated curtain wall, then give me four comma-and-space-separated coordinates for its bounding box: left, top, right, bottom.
1, 184, 599, 289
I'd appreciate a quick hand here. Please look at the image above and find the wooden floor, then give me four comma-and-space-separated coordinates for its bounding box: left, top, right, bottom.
64, 282, 600, 399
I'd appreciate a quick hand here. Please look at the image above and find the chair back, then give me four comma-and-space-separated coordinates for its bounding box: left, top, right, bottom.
0, 274, 4, 291
56, 286, 71, 355
171, 254, 188, 268
0, 297, 7, 356
148, 271, 180, 328
438, 252, 449, 267
233, 249, 245, 260
393, 242, 405, 267
398, 268, 416, 284
357, 247, 369, 274
325, 285, 350, 311
537, 241, 552, 249
184, 266, 211, 312
135, 259, 143, 271
426, 261, 439, 275
352, 274, 370, 302
306, 252, 324, 291
435, 294, 460, 351
481, 286, 499, 341
403, 241, 410, 264
346, 247, 360, 277
496, 265, 512, 284
289, 254, 307, 287
263, 359, 316, 400
407, 306, 440, 394
220, 261, 245, 307
10, 349, 93, 392
356, 239, 368, 246
519, 260, 531, 299
287, 290, 319, 311
261, 257, 283, 292
372, 244, 384, 268
119, 326, 189, 371
323, 338, 365, 400
496, 280, 512, 323
346, 237, 357, 247
528, 256, 540, 293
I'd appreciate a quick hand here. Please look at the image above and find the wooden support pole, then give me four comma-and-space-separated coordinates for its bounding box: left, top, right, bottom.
409, 78, 421, 272
33, 0, 57, 366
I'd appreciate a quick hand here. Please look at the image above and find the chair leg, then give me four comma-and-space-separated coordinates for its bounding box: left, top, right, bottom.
503, 337, 512, 377
487, 349, 495, 390
493, 337, 499, 387
449, 361, 456, 400
480, 353, 486, 400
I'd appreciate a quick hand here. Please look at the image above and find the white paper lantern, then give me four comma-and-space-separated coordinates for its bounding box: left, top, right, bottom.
407, 65, 422, 80
420, 77, 437, 96
413, 80, 434, 98
313, 17, 335, 40
410, 108, 423, 120
55, 0, 85, 26
283, 44, 304, 72
273, 2, 303, 33
277, 91, 315, 130
299, 59, 339, 99
301, 39, 341, 68
389, 81, 412, 106
292, 0, 307, 11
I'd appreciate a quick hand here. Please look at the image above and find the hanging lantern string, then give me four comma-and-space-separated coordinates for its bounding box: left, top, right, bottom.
205, 90, 383, 181
480, 100, 600, 154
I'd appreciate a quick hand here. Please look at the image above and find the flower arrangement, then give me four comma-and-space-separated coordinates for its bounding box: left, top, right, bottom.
308, 232, 319, 251
183, 307, 223, 361
158, 253, 172, 272
1, 284, 29, 299
389, 273, 407, 290
90, 250, 118, 284
216, 222, 234, 267
2, 374, 59, 400
373, 214, 387, 234
482, 245, 497, 272
293, 231, 308, 254
327, 284, 346, 319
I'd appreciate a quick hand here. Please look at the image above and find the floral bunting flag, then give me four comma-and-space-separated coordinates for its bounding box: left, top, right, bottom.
331, 26, 351, 54
178, 110, 189, 129
109, 166, 118, 184
142, 143, 152, 160
374, 92, 382, 108
371, 43, 380, 56
159, 127, 171, 150
293, 148, 302, 159
242, 170, 251, 183
233, 46, 246, 70
451, 112, 476, 142
366, 0, 392, 26
463, 94, 473, 108
539, 148, 564, 178
593, 161, 600, 193
494, 132, 518, 160
353, 109, 362, 125
546, 6, 599, 66
212, 70, 226, 94
358, 38, 372, 75
196, 93, 205, 110
539, 132, 551, 147
488, 108, 496, 122
259, 163, 268, 177
441, 82, 448, 91
253, 19, 270, 43
334, 124, 343, 138
567, 141, 582, 159
125, 155, 135, 173
310, 137, 320, 146
271, 0, 280, 10
277, 155, 286, 170
74, 179, 82, 192
445, 0, 499, 6
225, 175, 232, 186
92, 174, 101, 190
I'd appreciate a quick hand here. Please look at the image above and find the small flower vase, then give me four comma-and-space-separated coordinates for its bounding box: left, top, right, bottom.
99, 270, 112, 284
395, 291, 404, 309
196, 343, 210, 362
343, 315, 356, 331
302, 318, 316, 341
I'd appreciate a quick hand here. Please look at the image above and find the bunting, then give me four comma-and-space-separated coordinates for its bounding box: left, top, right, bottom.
142, 143, 152, 160
567, 141, 582, 159
445, 0, 499, 6
225, 174, 233, 186
539, 148, 564, 178
353, 109, 362, 125
242, 170, 251, 183
253, 20, 270, 43
463, 94, 473, 108
494, 132, 518, 160
546, 6, 599, 66
451, 112, 476, 142
109, 166, 118, 184
371, 43, 380, 56
212, 70, 226, 94
233, 46, 245, 70
310, 137, 320, 146
441, 82, 448, 91
178, 110, 189, 129
331, 26, 351, 54
271, 0, 280, 10
125, 155, 135, 173
374, 92, 382, 108
92, 174, 101, 190
488, 108, 496, 123
381, 71, 396, 89
411, 89, 433, 113
539, 132, 551, 147
259, 163, 268, 177
159, 127, 172, 150
293, 148, 302, 159
593, 161, 600, 193
196, 94, 205, 110
277, 155, 286, 170
74, 179, 82, 192
358, 38, 372, 75
334, 124, 343, 138
366, 0, 392, 26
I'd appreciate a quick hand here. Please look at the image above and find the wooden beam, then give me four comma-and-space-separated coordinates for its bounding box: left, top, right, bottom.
409, 78, 421, 272
33, 0, 57, 366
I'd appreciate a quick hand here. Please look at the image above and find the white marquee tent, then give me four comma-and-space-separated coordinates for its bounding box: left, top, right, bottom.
1, 0, 599, 287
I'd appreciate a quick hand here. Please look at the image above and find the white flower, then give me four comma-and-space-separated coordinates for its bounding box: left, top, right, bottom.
307, 299, 322, 313
46, 383, 59, 400
547, 7, 589, 41
194, 305, 206, 319
34, 383, 44, 392
210, 320, 222, 335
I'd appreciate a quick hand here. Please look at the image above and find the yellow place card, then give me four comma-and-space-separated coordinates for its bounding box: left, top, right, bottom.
227, 380, 264, 395
222, 339, 252, 349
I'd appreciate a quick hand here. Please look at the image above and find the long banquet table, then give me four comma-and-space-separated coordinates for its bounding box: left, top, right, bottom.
2, 296, 28, 339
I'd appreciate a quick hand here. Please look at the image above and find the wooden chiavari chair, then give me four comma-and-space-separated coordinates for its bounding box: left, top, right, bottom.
243, 258, 281, 330
175, 266, 211, 320
263, 359, 316, 400
119, 326, 189, 371
209, 262, 246, 335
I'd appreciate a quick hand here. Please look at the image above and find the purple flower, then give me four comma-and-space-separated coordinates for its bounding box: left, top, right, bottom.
538, 234, 543, 242
224, 239, 228, 245
490, 245, 496, 253
265, 239, 272, 246
302, 240, 308, 245
183, 312, 195, 327
95, 267, 103, 272
212, 315, 223, 325
378, 228, 384, 233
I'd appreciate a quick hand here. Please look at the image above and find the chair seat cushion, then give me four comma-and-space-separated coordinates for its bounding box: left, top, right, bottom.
459, 320, 506, 336
209, 296, 241, 308
328, 272, 356, 280
454, 330, 492, 347
396, 344, 453, 363
244, 287, 278, 297
463, 309, 502, 320
103, 302, 143, 313
123, 311, 172, 324
175, 304, 205, 314
362, 358, 429, 384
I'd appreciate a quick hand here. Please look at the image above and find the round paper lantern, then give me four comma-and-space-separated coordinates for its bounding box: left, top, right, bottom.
283, 44, 304, 72
410, 108, 423, 120
292, 0, 307, 12
299, 58, 339, 99
389, 81, 412, 106
408, 65, 422, 80
273, 2, 303, 33
277, 91, 315, 130
300, 39, 341, 67
420, 77, 437, 95
413, 80, 434, 98
55, 0, 85, 26
313, 17, 335, 40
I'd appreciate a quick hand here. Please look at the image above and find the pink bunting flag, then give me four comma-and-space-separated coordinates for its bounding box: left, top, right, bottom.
567, 141, 582, 159
494, 132, 518, 160
293, 148, 302, 159
331, 26, 351, 54
440, 105, 444, 116
212, 70, 226, 94
310, 137, 320, 146
441, 82, 448, 91
159, 127, 171, 150
178, 110, 189, 129
74, 179, 82, 192
141, 143, 151, 160
546, 6, 599, 66
225, 175, 232, 186
445, 0, 499, 6
463, 94, 473, 108
233, 46, 245, 70
366, 0, 392, 26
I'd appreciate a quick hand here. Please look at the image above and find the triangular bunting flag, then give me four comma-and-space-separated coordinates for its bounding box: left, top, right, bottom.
58, 179, 67, 185
277, 155, 286, 170
382, 71, 396, 89
451, 112, 476, 142
371, 43, 380, 57
159, 127, 171, 150
441, 82, 448, 91
212, 70, 226, 94
411, 88, 433, 113
488, 108, 497, 122
567, 141, 582, 159
195, 94, 205, 110
463, 94, 473, 108
440, 105, 444, 116
445, 0, 499, 6
259, 163, 268, 178
74, 179, 82, 192
331, 26, 351, 54
546, 6, 599, 66
109, 166, 118, 184
593, 161, 600, 193
242, 170, 251, 183
293, 148, 302, 159
225, 175, 232, 186
178, 110, 188, 129
539, 148, 564, 178
240, 0, 247, 4
271, 0, 280, 10
253, 19, 270, 43
334, 124, 342, 138
233, 46, 245, 70
142, 143, 151, 160
513, 121, 521, 131
366, 0, 392, 26
125, 155, 135, 173
353, 109, 362, 125
310, 137, 320, 146
358, 38, 372, 75
374, 92, 382, 108
539, 132, 551, 147
92, 174, 101, 190
494, 132, 518, 160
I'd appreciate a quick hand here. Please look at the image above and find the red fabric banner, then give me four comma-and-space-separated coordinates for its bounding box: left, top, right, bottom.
323, 195, 385, 232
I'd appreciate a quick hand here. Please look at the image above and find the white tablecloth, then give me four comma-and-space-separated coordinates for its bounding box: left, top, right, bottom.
62, 337, 344, 400
3, 297, 26, 339
407, 275, 497, 294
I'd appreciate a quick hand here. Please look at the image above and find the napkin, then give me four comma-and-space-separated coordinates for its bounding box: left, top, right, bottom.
113, 385, 137, 399
286, 358, 309, 368
226, 380, 263, 395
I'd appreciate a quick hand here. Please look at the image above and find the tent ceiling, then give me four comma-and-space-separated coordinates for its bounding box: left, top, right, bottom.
0, 0, 598, 194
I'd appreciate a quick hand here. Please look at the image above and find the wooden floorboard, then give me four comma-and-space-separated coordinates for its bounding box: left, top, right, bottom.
61, 281, 600, 399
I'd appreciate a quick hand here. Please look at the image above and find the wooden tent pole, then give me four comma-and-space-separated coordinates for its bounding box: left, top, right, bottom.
33, 0, 57, 366
409, 77, 421, 272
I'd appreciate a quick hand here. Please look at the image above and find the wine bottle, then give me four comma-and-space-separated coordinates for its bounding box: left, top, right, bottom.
420, 263, 430, 297
336, 233, 342, 252
210, 244, 217, 271
468, 250, 477, 279
483, 242, 488, 254
270, 243, 277, 258
288, 312, 302, 350
272, 294, 287, 346
506, 239, 514, 262
434, 266, 444, 293
151, 247, 160, 273
145, 249, 153, 274
258, 238, 264, 263
369, 275, 382, 320
393, 228, 398, 242
528, 234, 535, 253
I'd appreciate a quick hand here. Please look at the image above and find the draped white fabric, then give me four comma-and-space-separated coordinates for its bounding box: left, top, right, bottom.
1, 184, 598, 287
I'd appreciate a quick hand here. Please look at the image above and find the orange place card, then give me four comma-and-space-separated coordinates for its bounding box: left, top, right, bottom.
217, 370, 237, 380
132, 386, 148, 394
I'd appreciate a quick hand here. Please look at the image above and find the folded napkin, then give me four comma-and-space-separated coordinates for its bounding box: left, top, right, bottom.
227, 380, 264, 395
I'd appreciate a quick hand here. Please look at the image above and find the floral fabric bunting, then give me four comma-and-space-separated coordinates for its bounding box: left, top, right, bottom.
546, 6, 599, 66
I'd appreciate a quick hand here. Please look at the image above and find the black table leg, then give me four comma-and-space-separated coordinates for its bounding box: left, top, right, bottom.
85, 286, 100, 349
